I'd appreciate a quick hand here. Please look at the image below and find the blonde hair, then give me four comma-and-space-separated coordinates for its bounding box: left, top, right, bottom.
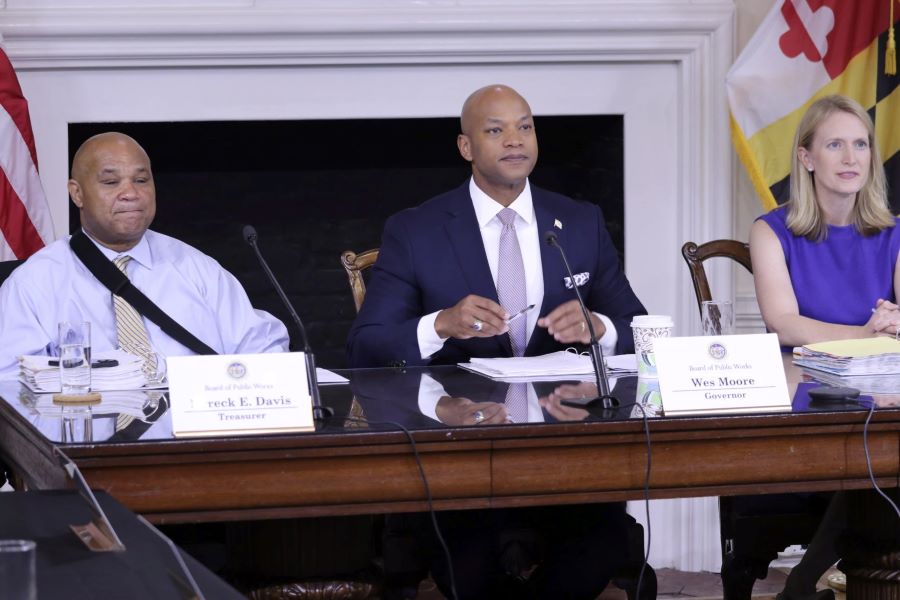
785, 94, 893, 240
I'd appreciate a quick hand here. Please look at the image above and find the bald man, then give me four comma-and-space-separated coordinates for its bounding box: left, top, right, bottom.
347, 84, 645, 368
0, 132, 288, 379
347, 86, 643, 599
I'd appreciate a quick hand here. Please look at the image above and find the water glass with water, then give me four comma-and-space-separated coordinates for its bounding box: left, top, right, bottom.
0, 539, 37, 600
132, 342, 167, 387
701, 300, 735, 336
58, 321, 91, 394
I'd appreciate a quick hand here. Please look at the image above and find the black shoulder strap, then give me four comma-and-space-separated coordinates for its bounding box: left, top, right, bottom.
69, 231, 217, 356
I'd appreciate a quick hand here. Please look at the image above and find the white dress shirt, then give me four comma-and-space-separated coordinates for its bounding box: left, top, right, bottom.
0, 230, 289, 380
416, 177, 618, 359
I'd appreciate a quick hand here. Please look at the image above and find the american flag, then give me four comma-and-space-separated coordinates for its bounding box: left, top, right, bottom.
0, 47, 53, 260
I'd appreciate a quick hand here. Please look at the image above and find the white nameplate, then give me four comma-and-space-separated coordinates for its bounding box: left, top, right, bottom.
654, 333, 790, 415
167, 352, 314, 437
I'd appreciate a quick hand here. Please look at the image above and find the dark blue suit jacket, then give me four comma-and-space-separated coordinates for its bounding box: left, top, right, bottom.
347, 181, 646, 368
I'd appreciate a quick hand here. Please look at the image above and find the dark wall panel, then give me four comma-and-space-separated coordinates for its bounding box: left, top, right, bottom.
68, 117, 623, 368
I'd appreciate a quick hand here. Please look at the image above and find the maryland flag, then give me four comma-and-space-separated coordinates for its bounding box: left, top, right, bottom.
727, 0, 899, 212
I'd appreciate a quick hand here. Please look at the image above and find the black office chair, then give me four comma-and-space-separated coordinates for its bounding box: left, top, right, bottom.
681, 240, 826, 600
0, 259, 24, 489
0, 259, 24, 286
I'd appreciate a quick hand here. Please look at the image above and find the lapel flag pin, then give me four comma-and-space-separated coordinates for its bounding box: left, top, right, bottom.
554, 219, 562, 230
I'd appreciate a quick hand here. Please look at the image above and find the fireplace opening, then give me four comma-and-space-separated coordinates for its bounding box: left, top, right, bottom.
69, 116, 623, 368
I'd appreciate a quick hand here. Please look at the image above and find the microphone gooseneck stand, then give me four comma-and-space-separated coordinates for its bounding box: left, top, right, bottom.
543, 230, 617, 408
242, 224, 322, 412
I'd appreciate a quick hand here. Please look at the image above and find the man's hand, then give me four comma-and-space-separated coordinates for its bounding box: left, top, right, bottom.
537, 299, 604, 344
435, 294, 509, 340
538, 383, 593, 422
435, 397, 509, 426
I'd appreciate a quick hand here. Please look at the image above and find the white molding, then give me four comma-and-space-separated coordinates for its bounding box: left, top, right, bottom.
1, 3, 734, 68
736, 292, 765, 334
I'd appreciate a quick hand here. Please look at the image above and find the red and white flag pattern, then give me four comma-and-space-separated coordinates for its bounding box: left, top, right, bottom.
727, 0, 899, 211
0, 47, 54, 260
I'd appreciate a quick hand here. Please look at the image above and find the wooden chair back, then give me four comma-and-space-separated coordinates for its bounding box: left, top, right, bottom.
340, 248, 379, 313
683, 240, 825, 600
681, 240, 752, 314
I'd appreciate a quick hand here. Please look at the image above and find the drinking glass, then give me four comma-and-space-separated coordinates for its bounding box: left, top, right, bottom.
58, 321, 91, 394
132, 342, 167, 387
0, 539, 37, 600
701, 300, 735, 336
60, 406, 94, 443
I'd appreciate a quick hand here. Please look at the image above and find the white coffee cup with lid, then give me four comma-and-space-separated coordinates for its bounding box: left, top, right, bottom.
630, 315, 674, 377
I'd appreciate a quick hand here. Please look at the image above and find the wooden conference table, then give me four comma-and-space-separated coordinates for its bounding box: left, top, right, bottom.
0, 356, 897, 526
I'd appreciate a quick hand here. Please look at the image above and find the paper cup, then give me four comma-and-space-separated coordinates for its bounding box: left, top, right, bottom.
630, 315, 674, 378
632, 376, 663, 418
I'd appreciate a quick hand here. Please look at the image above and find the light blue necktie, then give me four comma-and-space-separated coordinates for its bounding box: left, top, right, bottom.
497, 208, 528, 422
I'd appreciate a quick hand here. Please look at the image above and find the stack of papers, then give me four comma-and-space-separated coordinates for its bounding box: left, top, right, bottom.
800, 369, 900, 395
606, 353, 638, 375
316, 368, 349, 385
24, 389, 154, 417
19, 349, 149, 392
459, 350, 636, 381
793, 337, 900, 376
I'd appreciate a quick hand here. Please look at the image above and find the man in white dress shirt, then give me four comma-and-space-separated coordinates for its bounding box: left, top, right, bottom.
347, 84, 645, 369
0, 132, 288, 379
348, 85, 642, 600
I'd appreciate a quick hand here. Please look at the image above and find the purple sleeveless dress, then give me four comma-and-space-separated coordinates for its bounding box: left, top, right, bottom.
758, 206, 900, 326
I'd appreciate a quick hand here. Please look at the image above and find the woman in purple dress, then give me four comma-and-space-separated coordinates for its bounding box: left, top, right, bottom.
751, 94, 900, 348
751, 95, 900, 600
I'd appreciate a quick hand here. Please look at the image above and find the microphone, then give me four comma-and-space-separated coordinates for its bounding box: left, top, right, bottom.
543, 230, 617, 408
242, 224, 322, 412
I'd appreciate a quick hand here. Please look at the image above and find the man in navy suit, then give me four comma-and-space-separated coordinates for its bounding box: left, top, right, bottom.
347, 84, 646, 369
347, 85, 647, 600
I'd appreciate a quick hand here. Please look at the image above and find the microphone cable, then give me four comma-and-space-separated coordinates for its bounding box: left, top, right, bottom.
334, 414, 459, 600
629, 400, 654, 600
862, 401, 900, 519
318, 393, 654, 600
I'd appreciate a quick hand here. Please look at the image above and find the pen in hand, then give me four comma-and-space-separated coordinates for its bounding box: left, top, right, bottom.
506, 304, 536, 324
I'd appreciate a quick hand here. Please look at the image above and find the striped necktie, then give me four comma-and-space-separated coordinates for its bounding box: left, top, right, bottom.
112, 255, 157, 378
496, 208, 529, 422
496, 208, 527, 357
505, 383, 529, 423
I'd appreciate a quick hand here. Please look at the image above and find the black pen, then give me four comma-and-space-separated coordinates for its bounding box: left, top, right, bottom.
506, 304, 536, 324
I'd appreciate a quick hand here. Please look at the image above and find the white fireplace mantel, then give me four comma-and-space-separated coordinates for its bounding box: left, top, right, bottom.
2, 2, 734, 69
0, 0, 737, 339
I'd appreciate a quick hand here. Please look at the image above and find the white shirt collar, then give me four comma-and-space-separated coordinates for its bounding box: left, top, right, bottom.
83, 229, 153, 269
469, 177, 534, 228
